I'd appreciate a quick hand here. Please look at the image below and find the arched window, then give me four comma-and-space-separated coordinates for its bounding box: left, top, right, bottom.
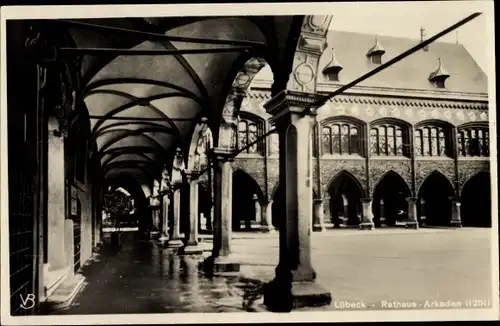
370, 123, 408, 156
322, 122, 360, 155
237, 116, 264, 155
415, 130, 423, 156
457, 126, 489, 157
415, 125, 449, 157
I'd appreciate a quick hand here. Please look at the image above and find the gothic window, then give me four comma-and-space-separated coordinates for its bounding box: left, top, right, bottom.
322, 126, 332, 154
237, 116, 263, 155
370, 128, 379, 155
457, 132, 464, 156
415, 130, 422, 156
430, 128, 438, 156
321, 122, 360, 155
415, 125, 449, 157
458, 126, 489, 157
396, 128, 403, 155
370, 123, 408, 156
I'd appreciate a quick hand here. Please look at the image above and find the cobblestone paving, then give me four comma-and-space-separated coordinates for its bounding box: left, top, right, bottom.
54, 228, 493, 314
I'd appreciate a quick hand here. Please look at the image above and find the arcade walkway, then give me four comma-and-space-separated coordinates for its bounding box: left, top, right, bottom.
53, 227, 492, 314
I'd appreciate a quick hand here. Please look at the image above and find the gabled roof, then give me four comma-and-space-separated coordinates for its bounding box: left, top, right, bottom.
253, 30, 487, 96
317, 30, 487, 94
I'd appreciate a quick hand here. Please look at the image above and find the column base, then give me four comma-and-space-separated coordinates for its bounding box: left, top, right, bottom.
179, 243, 204, 255
166, 238, 184, 248
149, 231, 160, 240
405, 221, 419, 229
312, 224, 326, 232
199, 255, 240, 276
450, 221, 463, 228
157, 235, 170, 246
263, 278, 332, 312
260, 226, 276, 233
359, 222, 375, 230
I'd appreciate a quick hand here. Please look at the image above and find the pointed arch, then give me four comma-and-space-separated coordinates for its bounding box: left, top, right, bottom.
324, 170, 367, 199
372, 170, 412, 227
232, 168, 265, 231
325, 170, 366, 227
417, 170, 455, 227
460, 171, 491, 227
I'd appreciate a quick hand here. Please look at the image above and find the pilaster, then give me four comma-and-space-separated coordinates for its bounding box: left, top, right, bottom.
406, 197, 419, 229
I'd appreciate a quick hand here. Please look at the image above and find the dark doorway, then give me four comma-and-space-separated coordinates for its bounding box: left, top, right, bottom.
418, 171, 454, 227
372, 171, 411, 227
461, 172, 491, 227
232, 170, 263, 231
327, 171, 364, 227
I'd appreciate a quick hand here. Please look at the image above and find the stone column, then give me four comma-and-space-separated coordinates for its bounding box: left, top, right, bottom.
405, 197, 419, 229
313, 199, 326, 232
262, 91, 331, 310
420, 199, 427, 227
360, 198, 375, 230
253, 194, 261, 225
379, 199, 386, 227
203, 149, 239, 273
47, 117, 67, 271
182, 173, 203, 254
158, 194, 170, 246
167, 186, 184, 247
450, 198, 462, 228
260, 200, 275, 233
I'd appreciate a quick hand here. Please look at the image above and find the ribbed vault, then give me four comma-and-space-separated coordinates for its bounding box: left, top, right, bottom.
60, 15, 312, 185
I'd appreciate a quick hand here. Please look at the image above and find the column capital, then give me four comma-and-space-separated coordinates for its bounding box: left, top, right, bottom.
184, 171, 200, 182
314, 198, 323, 204
405, 197, 418, 203
360, 198, 372, 203
209, 148, 235, 162
264, 90, 320, 123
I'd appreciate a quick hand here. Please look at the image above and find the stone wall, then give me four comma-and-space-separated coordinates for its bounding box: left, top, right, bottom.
232, 155, 489, 204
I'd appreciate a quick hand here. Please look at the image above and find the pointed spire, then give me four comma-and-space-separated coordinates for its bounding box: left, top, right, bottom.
322, 47, 343, 75
367, 35, 386, 57
429, 58, 450, 81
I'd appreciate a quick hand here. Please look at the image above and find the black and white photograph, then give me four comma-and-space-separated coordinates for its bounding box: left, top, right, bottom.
0, 1, 498, 324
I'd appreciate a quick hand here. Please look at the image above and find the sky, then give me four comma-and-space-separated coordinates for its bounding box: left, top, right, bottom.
327, 1, 493, 76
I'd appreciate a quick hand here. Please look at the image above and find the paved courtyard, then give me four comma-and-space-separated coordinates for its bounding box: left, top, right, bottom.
53, 228, 493, 314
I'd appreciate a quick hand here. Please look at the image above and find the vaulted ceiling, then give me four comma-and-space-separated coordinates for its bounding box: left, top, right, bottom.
61, 16, 303, 187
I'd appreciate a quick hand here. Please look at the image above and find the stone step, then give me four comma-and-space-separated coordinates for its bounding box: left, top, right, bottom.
41, 274, 86, 313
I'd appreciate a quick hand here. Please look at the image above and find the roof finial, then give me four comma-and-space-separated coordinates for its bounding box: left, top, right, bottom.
367, 35, 386, 57
322, 46, 343, 75
429, 57, 450, 81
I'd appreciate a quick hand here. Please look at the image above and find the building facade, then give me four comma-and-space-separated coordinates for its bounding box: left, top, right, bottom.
205, 30, 491, 232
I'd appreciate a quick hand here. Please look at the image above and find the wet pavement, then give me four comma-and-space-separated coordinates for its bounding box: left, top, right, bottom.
54, 232, 266, 314
53, 228, 493, 314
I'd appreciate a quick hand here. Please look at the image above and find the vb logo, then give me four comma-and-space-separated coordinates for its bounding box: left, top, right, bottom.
20, 294, 35, 310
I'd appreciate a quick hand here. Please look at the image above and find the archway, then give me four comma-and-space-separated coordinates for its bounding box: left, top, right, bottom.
461, 172, 491, 227
372, 171, 411, 227
418, 171, 455, 227
232, 170, 264, 231
327, 171, 364, 227
198, 182, 212, 233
